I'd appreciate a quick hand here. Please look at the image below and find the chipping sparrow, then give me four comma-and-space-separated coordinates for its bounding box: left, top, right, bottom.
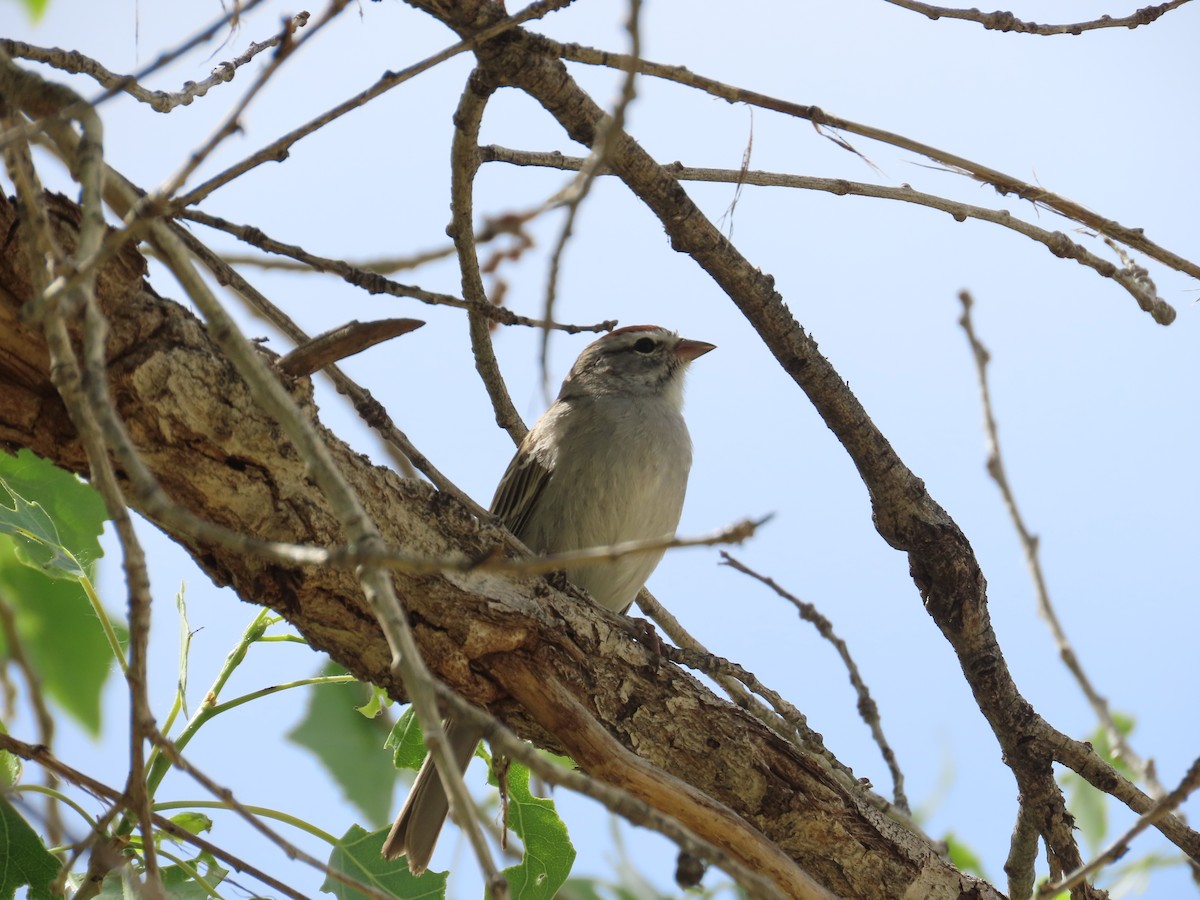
382, 324, 714, 872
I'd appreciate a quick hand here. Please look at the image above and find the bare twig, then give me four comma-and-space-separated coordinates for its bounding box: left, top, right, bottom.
0, 733, 370, 900
178, 207, 615, 334
551, 40, 1200, 289
881, 0, 1192, 35
174, 0, 576, 210
958, 290, 1165, 797
35, 92, 508, 893
142, 730, 400, 900
538, 0, 642, 398
721, 553, 910, 815
481, 146, 1175, 325
0, 56, 163, 895
633, 588, 804, 745
0, 0, 275, 159
0, 595, 65, 844
152, 3, 344, 202
1041, 755, 1200, 896
1, 13, 311, 114
451, 69, 526, 446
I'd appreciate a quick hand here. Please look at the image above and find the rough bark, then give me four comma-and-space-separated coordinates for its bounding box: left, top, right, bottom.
0, 190, 1000, 899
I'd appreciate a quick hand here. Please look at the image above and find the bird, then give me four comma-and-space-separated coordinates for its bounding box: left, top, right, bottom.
381, 324, 715, 872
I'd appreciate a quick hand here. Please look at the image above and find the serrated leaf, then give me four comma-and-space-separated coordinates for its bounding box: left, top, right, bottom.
0, 795, 62, 900
0, 452, 106, 571
287, 665, 396, 826
497, 762, 576, 900
0, 481, 86, 581
0, 454, 107, 599
0, 537, 126, 735
323, 824, 448, 899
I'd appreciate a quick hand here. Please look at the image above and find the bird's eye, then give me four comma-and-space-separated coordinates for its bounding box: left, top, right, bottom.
632, 337, 657, 353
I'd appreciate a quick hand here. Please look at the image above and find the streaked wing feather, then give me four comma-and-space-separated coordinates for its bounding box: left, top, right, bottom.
490, 444, 552, 540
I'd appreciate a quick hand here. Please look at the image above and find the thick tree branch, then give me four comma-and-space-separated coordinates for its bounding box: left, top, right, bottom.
0, 190, 995, 899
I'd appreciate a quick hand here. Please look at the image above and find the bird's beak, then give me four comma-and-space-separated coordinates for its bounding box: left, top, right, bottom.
674, 338, 716, 362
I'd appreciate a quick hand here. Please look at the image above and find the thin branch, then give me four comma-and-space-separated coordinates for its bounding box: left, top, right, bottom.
151, 206, 500, 897
1, 12, 311, 114
173, 0, 576, 210
0, 595, 65, 844
538, 0, 642, 398
217, 243, 456, 272
881, 0, 1193, 35
0, 0, 274, 154
633, 587, 812, 748
0, 56, 162, 894
151, 3, 343, 202
481, 146, 1175, 325
958, 289, 1165, 797
178, 207, 615, 334
720, 553, 910, 815
551, 40, 1200, 289
451, 68, 526, 445
0, 734, 331, 900
142, 729, 400, 900
1041, 755, 1200, 896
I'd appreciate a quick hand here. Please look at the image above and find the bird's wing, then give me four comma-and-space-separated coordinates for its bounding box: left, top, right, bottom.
489, 437, 553, 541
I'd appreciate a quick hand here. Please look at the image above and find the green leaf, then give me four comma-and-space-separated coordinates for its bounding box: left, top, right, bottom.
160, 854, 229, 900
0, 451, 106, 581
323, 824, 448, 900
0, 453, 119, 734
496, 762, 576, 900
386, 708, 429, 772
0, 795, 62, 900
165, 812, 213, 838
942, 830, 988, 879
287, 665, 396, 826
0, 537, 126, 735
18, 0, 50, 21
357, 683, 390, 719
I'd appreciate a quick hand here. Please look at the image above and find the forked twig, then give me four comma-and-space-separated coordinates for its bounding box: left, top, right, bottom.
958, 290, 1165, 798
721, 553, 909, 814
